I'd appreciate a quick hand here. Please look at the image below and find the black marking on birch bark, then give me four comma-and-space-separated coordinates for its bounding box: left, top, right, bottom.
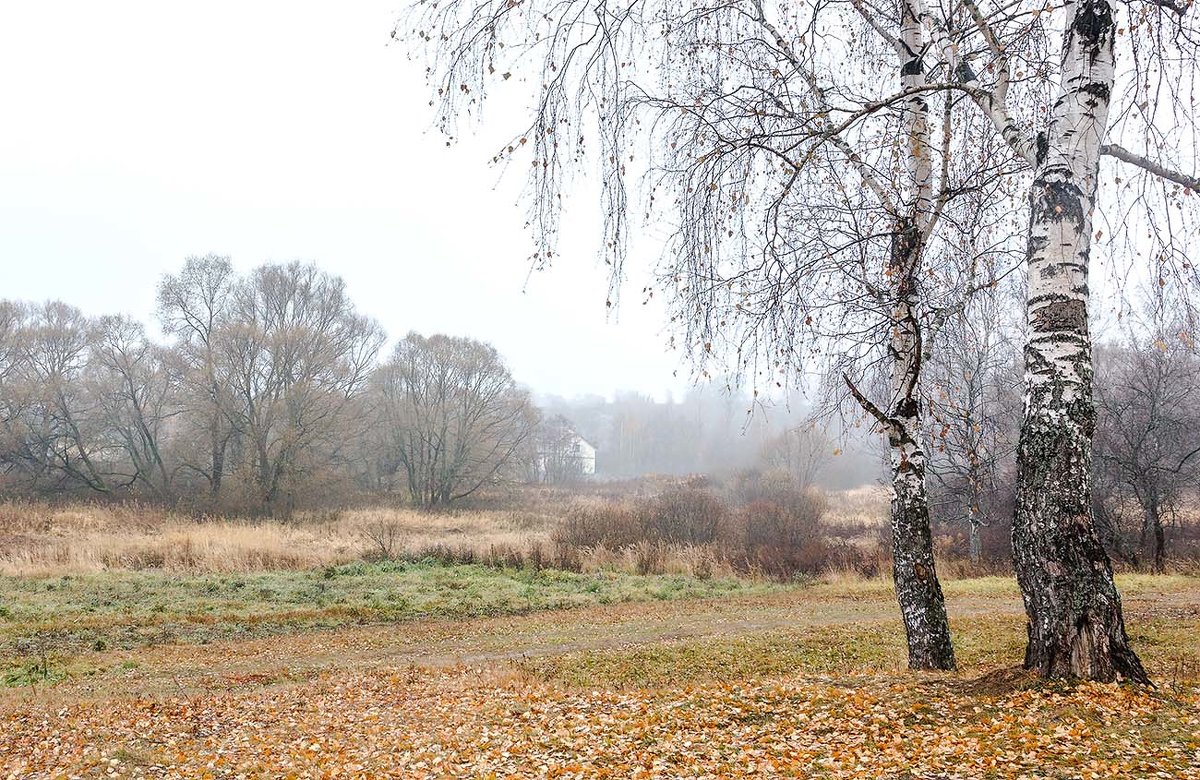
1072, 0, 1114, 55
1032, 300, 1087, 333
1028, 292, 1079, 306
901, 57, 924, 76
1079, 82, 1111, 102
1036, 132, 1049, 166
1033, 180, 1087, 228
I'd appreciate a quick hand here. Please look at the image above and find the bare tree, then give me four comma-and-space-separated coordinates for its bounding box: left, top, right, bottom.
158, 254, 238, 500
91, 315, 180, 501
377, 333, 537, 508
760, 423, 835, 494
1095, 301, 1200, 572
532, 413, 590, 484
217, 261, 385, 516
0, 301, 30, 487
402, 0, 1046, 669
6, 302, 116, 494
926, 280, 1023, 563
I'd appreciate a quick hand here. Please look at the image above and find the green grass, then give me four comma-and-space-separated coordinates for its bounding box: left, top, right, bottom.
515, 611, 1198, 690
0, 560, 782, 687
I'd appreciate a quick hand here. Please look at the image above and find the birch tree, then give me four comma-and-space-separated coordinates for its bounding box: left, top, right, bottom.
955, 0, 1200, 682
403, 0, 1033, 668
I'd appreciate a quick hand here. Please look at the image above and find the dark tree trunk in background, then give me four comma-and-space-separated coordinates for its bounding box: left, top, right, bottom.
1013, 0, 1148, 684
1146, 501, 1165, 574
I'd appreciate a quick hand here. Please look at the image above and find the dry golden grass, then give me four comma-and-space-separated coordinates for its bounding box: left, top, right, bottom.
0, 488, 915, 581
0, 501, 746, 580
821, 484, 889, 529
0, 498, 856, 581
0, 501, 561, 577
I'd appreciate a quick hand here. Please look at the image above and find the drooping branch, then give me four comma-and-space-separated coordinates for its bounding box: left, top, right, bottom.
749, 0, 899, 214
926, 0, 1037, 166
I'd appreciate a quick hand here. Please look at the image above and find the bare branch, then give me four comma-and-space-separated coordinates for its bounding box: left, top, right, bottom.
1102, 143, 1200, 191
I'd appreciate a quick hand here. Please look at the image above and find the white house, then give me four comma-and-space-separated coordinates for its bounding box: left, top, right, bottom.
566, 432, 597, 476
533, 416, 597, 482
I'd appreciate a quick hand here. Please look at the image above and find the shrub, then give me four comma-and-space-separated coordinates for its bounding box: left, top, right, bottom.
552, 541, 583, 572
642, 486, 727, 545
554, 501, 643, 549
361, 519, 405, 560
724, 495, 831, 581
482, 543, 526, 569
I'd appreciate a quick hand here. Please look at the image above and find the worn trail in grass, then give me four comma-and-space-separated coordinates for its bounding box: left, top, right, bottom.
0, 561, 781, 687
3, 574, 1197, 701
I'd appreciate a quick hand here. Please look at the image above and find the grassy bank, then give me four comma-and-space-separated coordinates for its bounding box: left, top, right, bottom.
0, 561, 783, 686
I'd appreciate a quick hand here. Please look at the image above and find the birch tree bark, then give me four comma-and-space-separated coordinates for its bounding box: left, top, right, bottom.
877, 0, 955, 670
1012, 0, 1149, 683
881, 224, 956, 670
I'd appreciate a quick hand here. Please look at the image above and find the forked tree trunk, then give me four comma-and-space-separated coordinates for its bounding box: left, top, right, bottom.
886, 223, 956, 672
850, 217, 957, 671
1013, 0, 1149, 684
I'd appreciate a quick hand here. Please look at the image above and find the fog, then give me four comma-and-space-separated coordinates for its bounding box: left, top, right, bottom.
0, 1, 684, 402
0, 3, 895, 499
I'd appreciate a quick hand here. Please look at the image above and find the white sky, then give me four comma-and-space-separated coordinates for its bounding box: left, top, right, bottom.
0, 1, 691, 400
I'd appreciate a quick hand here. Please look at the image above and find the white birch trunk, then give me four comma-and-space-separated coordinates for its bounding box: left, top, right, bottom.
1013, 0, 1148, 683
883, 0, 956, 671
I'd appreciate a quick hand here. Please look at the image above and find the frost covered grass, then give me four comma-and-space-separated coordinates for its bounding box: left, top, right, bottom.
0, 561, 782, 687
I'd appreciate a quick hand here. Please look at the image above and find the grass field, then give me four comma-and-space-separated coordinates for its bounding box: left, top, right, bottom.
0, 561, 782, 687
1, 568, 1198, 778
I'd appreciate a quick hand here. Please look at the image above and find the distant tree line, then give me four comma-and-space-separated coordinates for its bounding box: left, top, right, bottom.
0, 255, 876, 514
0, 256, 537, 515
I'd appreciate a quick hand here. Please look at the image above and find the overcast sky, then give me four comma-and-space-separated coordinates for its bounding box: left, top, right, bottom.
0, 2, 692, 401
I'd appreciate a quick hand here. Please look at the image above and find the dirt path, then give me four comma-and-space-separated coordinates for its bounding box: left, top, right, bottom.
0, 585, 1031, 706
4, 577, 1193, 708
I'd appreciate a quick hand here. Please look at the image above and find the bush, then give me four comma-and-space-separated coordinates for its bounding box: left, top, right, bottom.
642, 486, 727, 545
554, 501, 643, 549
723, 495, 833, 580
552, 541, 583, 573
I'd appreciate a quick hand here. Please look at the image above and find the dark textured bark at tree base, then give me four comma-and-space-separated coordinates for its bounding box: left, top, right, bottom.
891, 481, 957, 671
1012, 0, 1149, 683
1014, 409, 1150, 685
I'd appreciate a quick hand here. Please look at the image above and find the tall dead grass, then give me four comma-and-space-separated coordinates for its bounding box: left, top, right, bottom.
0, 501, 559, 576
822, 485, 889, 532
